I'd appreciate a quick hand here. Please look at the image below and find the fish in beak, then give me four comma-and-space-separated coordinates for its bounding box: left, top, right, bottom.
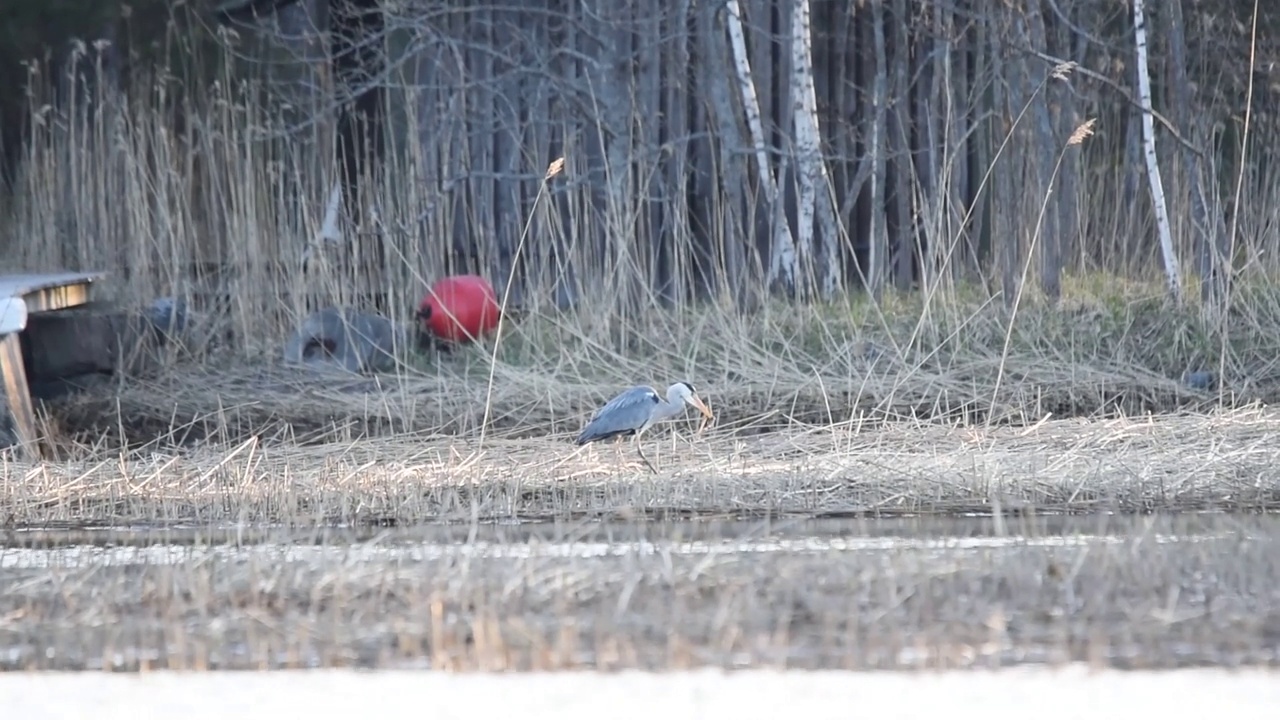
689, 394, 714, 420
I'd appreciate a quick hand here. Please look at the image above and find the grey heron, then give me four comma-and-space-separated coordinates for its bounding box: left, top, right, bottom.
576, 381, 714, 473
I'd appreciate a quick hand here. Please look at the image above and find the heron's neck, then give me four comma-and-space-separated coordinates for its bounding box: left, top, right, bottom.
655, 394, 686, 421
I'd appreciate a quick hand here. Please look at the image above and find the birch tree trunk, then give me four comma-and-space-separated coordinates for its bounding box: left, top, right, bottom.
790, 0, 840, 298
725, 0, 797, 294
790, 0, 816, 299
1133, 0, 1183, 304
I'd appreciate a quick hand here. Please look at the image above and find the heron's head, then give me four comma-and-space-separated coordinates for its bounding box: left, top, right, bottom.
672, 381, 714, 419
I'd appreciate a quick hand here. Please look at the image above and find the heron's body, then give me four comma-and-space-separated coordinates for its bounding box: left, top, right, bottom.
577, 382, 713, 472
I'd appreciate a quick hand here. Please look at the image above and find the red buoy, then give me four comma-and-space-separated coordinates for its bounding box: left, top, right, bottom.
417, 274, 501, 344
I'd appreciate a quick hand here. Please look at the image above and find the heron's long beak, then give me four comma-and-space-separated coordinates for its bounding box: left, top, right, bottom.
690, 394, 714, 419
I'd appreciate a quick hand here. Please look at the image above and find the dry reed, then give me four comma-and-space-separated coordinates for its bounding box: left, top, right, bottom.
4, 408, 1280, 528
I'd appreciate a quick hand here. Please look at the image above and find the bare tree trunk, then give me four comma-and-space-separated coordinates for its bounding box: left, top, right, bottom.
1023, 2, 1061, 302
546, 0, 580, 313
866, 0, 889, 298
699, 0, 750, 307
1054, 16, 1087, 283
1165, 0, 1225, 304
641, 5, 673, 304
888, 0, 913, 292
913, 2, 947, 291
330, 0, 386, 307
669, 0, 695, 302
1120, 109, 1144, 272
725, 0, 797, 294
585, 2, 641, 317
831, 4, 861, 285
992, 22, 1019, 308
476, 8, 499, 283
1133, 0, 1183, 304
687, 0, 715, 297
967, 7, 992, 280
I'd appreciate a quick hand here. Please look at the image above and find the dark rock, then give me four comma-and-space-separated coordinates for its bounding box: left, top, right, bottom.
143, 296, 189, 342
1182, 370, 1216, 390
283, 306, 410, 375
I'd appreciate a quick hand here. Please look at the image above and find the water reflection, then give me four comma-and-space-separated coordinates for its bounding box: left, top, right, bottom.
1, 512, 1273, 570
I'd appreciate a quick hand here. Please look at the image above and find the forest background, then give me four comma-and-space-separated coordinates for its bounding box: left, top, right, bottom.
0, 0, 1277, 443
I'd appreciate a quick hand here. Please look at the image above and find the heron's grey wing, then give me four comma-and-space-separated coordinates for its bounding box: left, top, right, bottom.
576, 385, 661, 444
589, 385, 659, 421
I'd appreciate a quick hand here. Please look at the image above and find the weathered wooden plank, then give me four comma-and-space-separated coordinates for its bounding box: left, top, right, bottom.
0, 297, 26, 335
1, 271, 105, 457
0, 272, 103, 314
0, 332, 38, 458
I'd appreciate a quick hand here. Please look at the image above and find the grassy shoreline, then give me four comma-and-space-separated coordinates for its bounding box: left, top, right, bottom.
5, 280, 1280, 528
5, 408, 1280, 528
33, 276, 1280, 446
5, 292, 1280, 674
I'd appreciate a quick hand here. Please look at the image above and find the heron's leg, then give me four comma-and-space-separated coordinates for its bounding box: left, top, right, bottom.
632, 432, 658, 474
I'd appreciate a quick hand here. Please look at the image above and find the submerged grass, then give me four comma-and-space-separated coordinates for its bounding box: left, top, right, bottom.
2, 513, 1278, 671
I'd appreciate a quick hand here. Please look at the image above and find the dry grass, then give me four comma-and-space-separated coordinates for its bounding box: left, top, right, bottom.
5, 408, 1280, 528
2, 513, 1278, 671
17, 274, 1280, 452
4, 20, 1280, 534
2, 16, 1278, 683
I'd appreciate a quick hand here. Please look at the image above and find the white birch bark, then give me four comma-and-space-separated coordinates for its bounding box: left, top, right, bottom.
790, 0, 816, 294
1133, 0, 1183, 304
790, 0, 841, 298
302, 180, 346, 267
320, 180, 344, 243
725, 0, 797, 290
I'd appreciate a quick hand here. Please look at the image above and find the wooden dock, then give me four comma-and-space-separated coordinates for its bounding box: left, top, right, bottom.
1, 272, 104, 459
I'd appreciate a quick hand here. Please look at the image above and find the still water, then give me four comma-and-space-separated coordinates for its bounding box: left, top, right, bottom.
3, 512, 1277, 674
0, 512, 1267, 568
